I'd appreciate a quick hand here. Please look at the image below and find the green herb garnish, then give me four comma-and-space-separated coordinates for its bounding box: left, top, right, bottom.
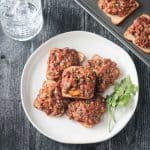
106, 76, 138, 132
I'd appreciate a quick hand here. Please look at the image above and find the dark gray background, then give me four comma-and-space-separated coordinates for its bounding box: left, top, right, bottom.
0, 0, 150, 150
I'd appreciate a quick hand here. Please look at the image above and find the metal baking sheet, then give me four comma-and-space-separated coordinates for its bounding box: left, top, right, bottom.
75, 0, 150, 67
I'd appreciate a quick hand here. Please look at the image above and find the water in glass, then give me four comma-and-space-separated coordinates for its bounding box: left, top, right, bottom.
0, 0, 43, 41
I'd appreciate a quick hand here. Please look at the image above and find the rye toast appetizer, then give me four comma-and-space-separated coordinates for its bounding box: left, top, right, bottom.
34, 80, 70, 116
67, 95, 106, 128
124, 14, 150, 53
46, 48, 84, 80
61, 66, 96, 99
86, 55, 120, 93
98, 0, 139, 25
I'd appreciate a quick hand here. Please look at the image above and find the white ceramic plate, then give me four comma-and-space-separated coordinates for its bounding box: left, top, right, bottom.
21, 31, 139, 144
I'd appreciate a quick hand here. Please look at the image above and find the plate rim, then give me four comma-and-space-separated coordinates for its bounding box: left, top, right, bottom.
21, 31, 139, 144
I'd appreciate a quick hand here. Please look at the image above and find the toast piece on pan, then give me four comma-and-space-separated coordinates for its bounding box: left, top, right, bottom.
67, 95, 106, 128
61, 66, 96, 99
98, 0, 139, 25
124, 14, 150, 53
86, 55, 120, 93
34, 80, 70, 116
46, 48, 85, 81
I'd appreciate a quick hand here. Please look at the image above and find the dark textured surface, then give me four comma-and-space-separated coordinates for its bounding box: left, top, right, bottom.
0, 0, 150, 150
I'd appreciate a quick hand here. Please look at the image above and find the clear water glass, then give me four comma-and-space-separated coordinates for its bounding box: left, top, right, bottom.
0, 0, 43, 41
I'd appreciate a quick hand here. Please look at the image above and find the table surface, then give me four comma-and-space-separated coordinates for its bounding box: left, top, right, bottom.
0, 0, 150, 150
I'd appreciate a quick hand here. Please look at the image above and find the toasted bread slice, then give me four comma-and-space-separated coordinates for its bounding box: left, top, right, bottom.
46, 48, 85, 80
67, 95, 106, 128
124, 31, 150, 53
98, 1, 139, 25
124, 14, 150, 53
34, 80, 70, 116
86, 55, 120, 93
62, 66, 96, 99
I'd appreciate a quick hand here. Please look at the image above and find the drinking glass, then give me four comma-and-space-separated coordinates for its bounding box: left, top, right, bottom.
0, 0, 43, 41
